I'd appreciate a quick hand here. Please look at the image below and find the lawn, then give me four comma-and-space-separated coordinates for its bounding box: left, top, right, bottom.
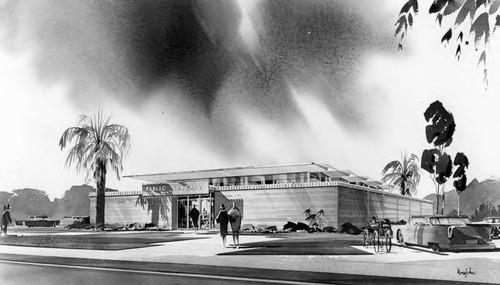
0, 229, 207, 250
1, 228, 368, 255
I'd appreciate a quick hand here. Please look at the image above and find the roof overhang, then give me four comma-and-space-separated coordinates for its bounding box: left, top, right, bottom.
124, 162, 338, 183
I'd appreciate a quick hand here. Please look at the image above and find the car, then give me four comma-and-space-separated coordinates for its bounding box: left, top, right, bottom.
471, 217, 500, 238
21, 215, 60, 227
392, 215, 495, 252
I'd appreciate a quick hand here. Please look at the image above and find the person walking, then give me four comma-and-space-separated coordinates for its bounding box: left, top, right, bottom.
0, 205, 4, 236
215, 204, 229, 248
2, 204, 12, 237
189, 204, 200, 234
228, 202, 242, 249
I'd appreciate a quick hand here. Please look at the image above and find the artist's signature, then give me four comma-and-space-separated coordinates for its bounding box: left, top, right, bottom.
457, 267, 476, 278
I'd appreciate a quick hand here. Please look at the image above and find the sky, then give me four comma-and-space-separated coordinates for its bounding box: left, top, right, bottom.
1, 0, 500, 199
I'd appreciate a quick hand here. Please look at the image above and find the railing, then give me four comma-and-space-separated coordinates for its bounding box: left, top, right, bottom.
88, 181, 432, 203
89, 190, 143, 197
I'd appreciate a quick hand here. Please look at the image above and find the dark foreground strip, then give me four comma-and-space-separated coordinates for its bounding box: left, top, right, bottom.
0, 253, 472, 285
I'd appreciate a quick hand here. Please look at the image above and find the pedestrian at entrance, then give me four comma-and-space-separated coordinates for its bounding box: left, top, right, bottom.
189, 204, 200, 234
2, 204, 12, 237
228, 202, 242, 249
215, 204, 229, 248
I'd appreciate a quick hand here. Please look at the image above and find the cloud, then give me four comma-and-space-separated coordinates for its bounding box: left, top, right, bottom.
0, 0, 394, 151
5, 0, 472, 199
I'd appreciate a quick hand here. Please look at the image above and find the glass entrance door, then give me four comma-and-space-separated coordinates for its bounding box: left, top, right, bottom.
199, 197, 211, 230
177, 195, 214, 229
177, 198, 188, 228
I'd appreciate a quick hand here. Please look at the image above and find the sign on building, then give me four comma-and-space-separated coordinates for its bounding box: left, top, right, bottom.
142, 181, 209, 196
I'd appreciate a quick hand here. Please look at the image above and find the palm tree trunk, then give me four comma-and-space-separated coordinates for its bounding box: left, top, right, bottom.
95, 159, 107, 230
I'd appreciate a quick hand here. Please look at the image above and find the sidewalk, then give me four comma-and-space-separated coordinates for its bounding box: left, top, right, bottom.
0, 230, 498, 283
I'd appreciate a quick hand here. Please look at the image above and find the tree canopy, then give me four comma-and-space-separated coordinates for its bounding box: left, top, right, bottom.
396, 0, 500, 85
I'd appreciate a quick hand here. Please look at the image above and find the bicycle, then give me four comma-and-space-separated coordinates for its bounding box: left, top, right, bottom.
362, 218, 392, 253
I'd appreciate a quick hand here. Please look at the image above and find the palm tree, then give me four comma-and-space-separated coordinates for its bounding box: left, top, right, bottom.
304, 209, 327, 230
381, 153, 421, 196
59, 111, 130, 230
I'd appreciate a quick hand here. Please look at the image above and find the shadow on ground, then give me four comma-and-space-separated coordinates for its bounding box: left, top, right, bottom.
218, 232, 370, 256
0, 232, 208, 250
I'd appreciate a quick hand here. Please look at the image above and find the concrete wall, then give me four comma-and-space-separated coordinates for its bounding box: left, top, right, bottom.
89, 183, 433, 230
337, 186, 433, 228
216, 186, 339, 229
90, 195, 174, 229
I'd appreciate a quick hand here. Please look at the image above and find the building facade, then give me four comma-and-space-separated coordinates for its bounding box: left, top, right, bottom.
89, 163, 433, 229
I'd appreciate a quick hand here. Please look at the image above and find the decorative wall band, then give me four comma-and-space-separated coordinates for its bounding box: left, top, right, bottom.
89, 182, 432, 204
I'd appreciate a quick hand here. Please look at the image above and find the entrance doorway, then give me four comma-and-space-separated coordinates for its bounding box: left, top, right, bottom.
177, 194, 214, 229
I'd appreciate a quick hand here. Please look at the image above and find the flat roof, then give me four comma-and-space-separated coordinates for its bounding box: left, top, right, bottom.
125, 162, 338, 183
124, 162, 396, 190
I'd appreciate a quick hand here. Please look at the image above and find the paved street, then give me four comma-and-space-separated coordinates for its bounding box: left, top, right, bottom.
0, 261, 276, 285
0, 229, 499, 284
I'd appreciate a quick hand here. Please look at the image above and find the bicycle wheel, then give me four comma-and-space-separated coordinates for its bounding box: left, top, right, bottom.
385, 231, 392, 253
373, 230, 380, 253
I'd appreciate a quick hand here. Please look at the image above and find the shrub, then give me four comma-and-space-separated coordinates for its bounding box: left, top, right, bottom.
283, 221, 297, 232
340, 222, 361, 235
242, 224, 256, 232
66, 222, 95, 230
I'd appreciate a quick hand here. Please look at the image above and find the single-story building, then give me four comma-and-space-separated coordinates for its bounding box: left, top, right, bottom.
89, 162, 433, 230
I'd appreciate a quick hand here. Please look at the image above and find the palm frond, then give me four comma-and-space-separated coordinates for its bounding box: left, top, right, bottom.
382, 152, 421, 196
305, 214, 316, 222
59, 127, 91, 149
381, 172, 402, 183
303, 209, 312, 217
381, 160, 402, 175
60, 110, 130, 183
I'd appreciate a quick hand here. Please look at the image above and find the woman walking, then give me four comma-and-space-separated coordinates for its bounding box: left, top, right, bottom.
215, 204, 229, 248
228, 202, 242, 249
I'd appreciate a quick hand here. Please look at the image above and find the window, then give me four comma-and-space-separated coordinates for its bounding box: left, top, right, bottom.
265, 175, 273, 185
309, 172, 321, 182
272, 174, 287, 184
248, 176, 264, 185
297, 173, 307, 183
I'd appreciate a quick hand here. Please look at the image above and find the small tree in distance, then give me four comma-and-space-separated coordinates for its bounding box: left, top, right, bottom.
381, 152, 421, 196
421, 101, 469, 214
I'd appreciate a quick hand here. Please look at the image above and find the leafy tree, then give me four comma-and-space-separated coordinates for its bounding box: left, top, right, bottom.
421, 101, 469, 214
59, 111, 130, 230
53, 185, 93, 219
8, 188, 55, 220
471, 202, 499, 221
396, 0, 499, 85
381, 152, 421, 196
0, 191, 13, 210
